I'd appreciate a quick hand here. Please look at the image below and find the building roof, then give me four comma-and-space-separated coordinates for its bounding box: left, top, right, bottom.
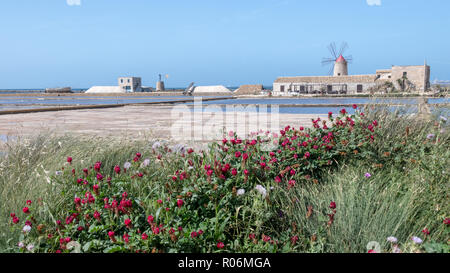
274, 74, 378, 84
336, 55, 346, 63
85, 86, 124, 94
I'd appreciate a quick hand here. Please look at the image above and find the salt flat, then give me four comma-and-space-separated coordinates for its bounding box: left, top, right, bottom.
0, 105, 326, 146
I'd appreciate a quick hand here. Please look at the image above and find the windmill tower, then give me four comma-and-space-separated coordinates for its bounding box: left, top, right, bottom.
322, 42, 353, 77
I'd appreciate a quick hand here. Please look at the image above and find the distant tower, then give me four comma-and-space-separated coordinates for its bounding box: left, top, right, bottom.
156, 74, 165, 91
322, 42, 353, 76
334, 55, 348, 76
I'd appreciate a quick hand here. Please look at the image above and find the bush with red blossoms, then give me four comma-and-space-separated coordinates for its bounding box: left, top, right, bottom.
4, 107, 449, 254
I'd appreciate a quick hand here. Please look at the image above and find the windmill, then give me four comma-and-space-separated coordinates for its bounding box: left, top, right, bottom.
322, 42, 353, 76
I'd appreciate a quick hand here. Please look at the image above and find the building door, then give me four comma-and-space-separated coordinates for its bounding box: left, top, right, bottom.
357, 85, 363, 93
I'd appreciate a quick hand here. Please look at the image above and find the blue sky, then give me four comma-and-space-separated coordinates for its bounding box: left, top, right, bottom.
0, 0, 449, 88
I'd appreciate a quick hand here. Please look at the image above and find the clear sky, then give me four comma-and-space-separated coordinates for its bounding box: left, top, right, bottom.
0, 0, 449, 89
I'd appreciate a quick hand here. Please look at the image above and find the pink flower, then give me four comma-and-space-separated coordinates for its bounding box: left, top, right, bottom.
67, 157, 72, 164
147, 215, 154, 224
243, 153, 249, 161
235, 151, 241, 158
22, 207, 30, 214
422, 228, 430, 235
114, 165, 121, 174
244, 169, 249, 176
304, 152, 311, 159
142, 233, 148, 240
217, 242, 225, 249
231, 168, 238, 176
177, 199, 184, 208
368, 249, 377, 253
157, 199, 163, 204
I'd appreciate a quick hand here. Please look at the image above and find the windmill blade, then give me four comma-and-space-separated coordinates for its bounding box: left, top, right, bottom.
328, 42, 338, 59
339, 42, 348, 56
328, 64, 335, 76
345, 55, 353, 63
322, 57, 335, 66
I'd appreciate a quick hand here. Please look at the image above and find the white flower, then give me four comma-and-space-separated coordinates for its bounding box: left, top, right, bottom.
141, 158, 150, 167
237, 189, 245, 196
387, 236, 398, 243
22, 225, 31, 233
172, 144, 185, 154
152, 141, 161, 150
18, 242, 24, 248
123, 162, 131, 170
411, 236, 423, 244
26, 244, 34, 252
255, 185, 267, 198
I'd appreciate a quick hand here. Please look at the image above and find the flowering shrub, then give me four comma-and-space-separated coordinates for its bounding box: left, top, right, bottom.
6, 106, 449, 253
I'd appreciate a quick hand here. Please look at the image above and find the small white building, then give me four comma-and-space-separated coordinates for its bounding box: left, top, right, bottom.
86, 77, 150, 94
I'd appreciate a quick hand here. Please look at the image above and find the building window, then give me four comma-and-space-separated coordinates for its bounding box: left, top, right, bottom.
300, 85, 305, 92
357, 85, 363, 93
327, 85, 332, 92
128, 79, 130, 83
120, 79, 123, 83
280, 85, 285, 92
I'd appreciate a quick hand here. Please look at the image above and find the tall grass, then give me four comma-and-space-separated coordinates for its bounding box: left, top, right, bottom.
0, 106, 448, 253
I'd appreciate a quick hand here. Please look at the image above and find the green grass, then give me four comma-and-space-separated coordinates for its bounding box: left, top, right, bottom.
0, 107, 448, 253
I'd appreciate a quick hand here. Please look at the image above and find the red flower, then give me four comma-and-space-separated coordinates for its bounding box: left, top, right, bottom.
96, 173, 103, 181
243, 153, 249, 161
114, 165, 121, 174
231, 168, 238, 176
93, 211, 101, 220
422, 228, 430, 235
235, 151, 241, 158
217, 242, 225, 249
94, 162, 102, 172
340, 109, 347, 115
304, 152, 311, 159
444, 218, 450, 225
124, 218, 132, 228
244, 169, 249, 176
22, 207, 30, 214
177, 199, 184, 208
275, 176, 281, 183
147, 215, 154, 224
191, 231, 198, 238
136, 152, 142, 158
188, 148, 194, 154
12, 217, 19, 224
67, 157, 72, 164
368, 249, 376, 253
352, 104, 358, 109
26, 200, 32, 205
329, 202, 336, 209
123, 233, 130, 244
142, 233, 148, 240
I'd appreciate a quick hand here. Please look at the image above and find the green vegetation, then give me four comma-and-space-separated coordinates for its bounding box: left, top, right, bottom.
0, 106, 448, 253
